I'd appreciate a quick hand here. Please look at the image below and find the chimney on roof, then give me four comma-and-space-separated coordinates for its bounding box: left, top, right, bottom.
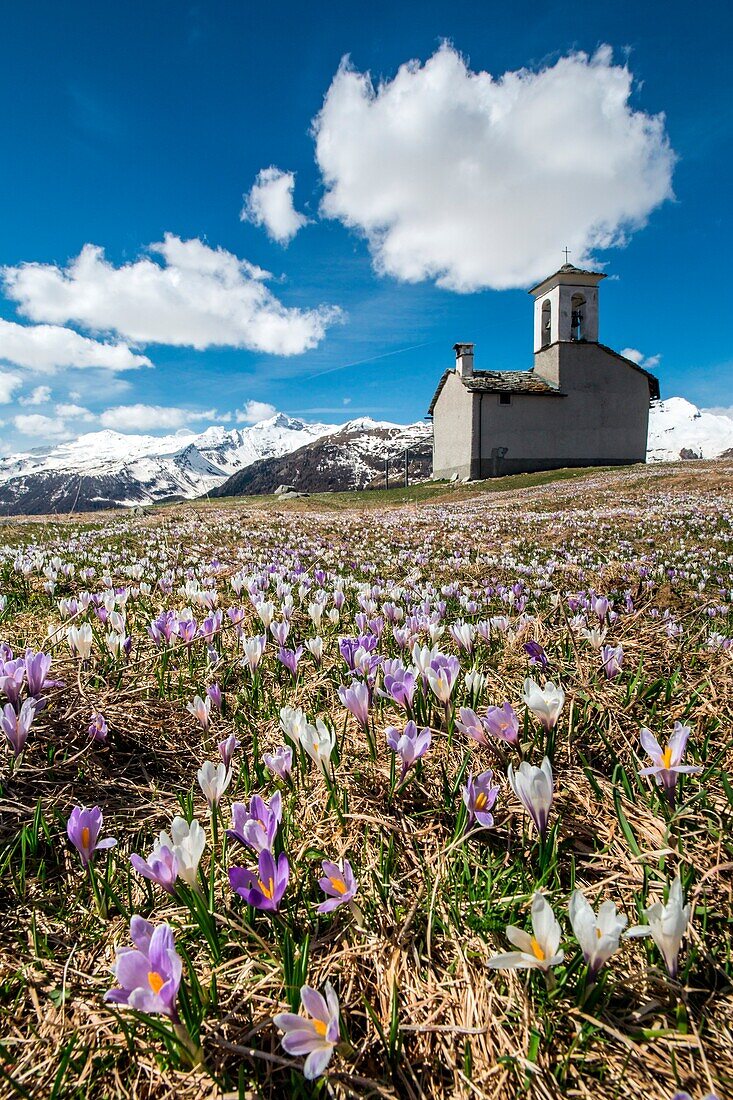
454, 342, 475, 379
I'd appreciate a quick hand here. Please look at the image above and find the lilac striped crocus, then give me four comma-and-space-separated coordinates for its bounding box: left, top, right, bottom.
1, 699, 37, 756
218, 732, 240, 767
274, 983, 340, 1080
600, 644, 624, 679
338, 681, 370, 731
638, 724, 702, 807
386, 720, 432, 782
227, 792, 282, 853
278, 645, 304, 677
130, 843, 179, 894
67, 805, 117, 867
462, 769, 499, 829
229, 849, 289, 911
24, 649, 57, 696
105, 916, 182, 1019
317, 859, 358, 913
483, 702, 520, 746
263, 745, 293, 781
88, 712, 108, 742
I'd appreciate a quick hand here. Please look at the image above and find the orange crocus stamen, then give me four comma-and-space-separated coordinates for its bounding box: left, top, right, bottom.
148, 971, 165, 994
329, 876, 348, 895
258, 877, 275, 900
312, 1018, 328, 1038
661, 746, 673, 769
475, 792, 488, 810
81, 826, 90, 849
530, 937, 545, 961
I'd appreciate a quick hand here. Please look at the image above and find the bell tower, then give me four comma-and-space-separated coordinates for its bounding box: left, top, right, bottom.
529, 262, 606, 353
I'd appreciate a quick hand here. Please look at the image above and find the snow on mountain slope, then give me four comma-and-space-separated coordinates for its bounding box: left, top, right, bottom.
647, 398, 733, 461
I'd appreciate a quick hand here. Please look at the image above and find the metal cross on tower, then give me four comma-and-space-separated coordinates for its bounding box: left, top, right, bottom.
563, 247, 571, 264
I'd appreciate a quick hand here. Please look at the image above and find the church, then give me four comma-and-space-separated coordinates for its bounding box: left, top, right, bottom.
428, 263, 660, 480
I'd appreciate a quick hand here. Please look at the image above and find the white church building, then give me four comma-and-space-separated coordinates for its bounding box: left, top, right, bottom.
428, 263, 660, 480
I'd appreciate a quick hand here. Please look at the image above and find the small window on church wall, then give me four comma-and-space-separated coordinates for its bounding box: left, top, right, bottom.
571, 293, 586, 341
541, 300, 551, 347
499, 394, 511, 405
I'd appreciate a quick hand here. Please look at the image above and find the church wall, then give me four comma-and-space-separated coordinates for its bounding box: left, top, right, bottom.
477, 344, 650, 476
432, 371, 476, 479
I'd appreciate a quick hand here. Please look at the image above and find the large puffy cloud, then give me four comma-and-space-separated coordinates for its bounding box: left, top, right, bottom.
98, 403, 220, 432
242, 167, 309, 244
0, 370, 22, 404
314, 45, 675, 291
235, 399, 278, 424
13, 413, 71, 439
0, 318, 150, 371
3, 234, 340, 355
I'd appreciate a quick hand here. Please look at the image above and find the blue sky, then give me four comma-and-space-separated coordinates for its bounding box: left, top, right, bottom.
1, 0, 732, 450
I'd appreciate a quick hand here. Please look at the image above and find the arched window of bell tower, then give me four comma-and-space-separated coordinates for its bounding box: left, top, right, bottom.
570, 293, 586, 341
541, 299, 551, 347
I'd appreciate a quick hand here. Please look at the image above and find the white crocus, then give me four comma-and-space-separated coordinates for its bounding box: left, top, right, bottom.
67, 622, 93, 660
305, 636, 323, 662
488, 892, 564, 972
159, 816, 206, 890
625, 876, 690, 979
568, 890, 627, 979
465, 669, 486, 698
508, 757, 554, 837
521, 677, 565, 730
279, 705, 308, 747
301, 719, 336, 774
197, 761, 232, 808
411, 642, 440, 678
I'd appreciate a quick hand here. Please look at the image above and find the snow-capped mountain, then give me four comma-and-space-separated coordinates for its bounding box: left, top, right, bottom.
647, 398, 733, 462
210, 418, 433, 498
0, 414, 336, 514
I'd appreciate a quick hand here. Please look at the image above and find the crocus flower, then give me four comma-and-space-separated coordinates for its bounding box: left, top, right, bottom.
425, 654, 461, 705
0, 659, 25, 706
380, 664, 417, 711
280, 705, 308, 747
317, 859, 358, 913
130, 843, 179, 894
386, 720, 432, 782
338, 681, 370, 731
507, 757, 554, 838
229, 849, 289, 911
301, 719, 336, 774
206, 683, 222, 711
462, 769, 499, 829
105, 916, 182, 1019
66, 805, 117, 867
197, 760, 232, 807
24, 649, 56, 696
568, 890, 628, 979
1, 699, 37, 756
274, 982, 340, 1080
242, 634, 267, 675
158, 816, 206, 890
456, 707, 490, 746
625, 876, 690, 979
67, 623, 93, 660
523, 641, 549, 670
263, 745, 293, 780
600, 644, 624, 679
218, 732, 240, 767
521, 678, 565, 731
88, 712, 108, 742
638, 724, 702, 807
483, 702, 521, 746
227, 792, 282, 853
278, 645, 304, 677
186, 694, 211, 729
487, 892, 564, 971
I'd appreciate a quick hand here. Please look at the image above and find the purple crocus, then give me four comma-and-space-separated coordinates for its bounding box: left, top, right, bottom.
229, 849, 289, 911
66, 805, 117, 867
227, 792, 282, 853
483, 702, 521, 746
130, 844, 179, 894
206, 683, 223, 711
337, 681, 370, 731
317, 859, 358, 913
88, 712, 109, 742
0, 659, 26, 707
278, 646, 304, 677
380, 662, 417, 711
456, 707, 490, 746
1, 699, 37, 756
462, 769, 500, 829
263, 745, 293, 780
600, 644, 624, 679
105, 916, 182, 1019
218, 732, 240, 767
274, 983, 340, 1080
24, 649, 57, 696
523, 641, 549, 670
386, 720, 432, 782
638, 723, 702, 807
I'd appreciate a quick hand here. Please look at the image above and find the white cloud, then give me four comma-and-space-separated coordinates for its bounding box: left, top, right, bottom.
98, 403, 219, 432
314, 44, 675, 291
621, 348, 661, 369
19, 385, 52, 406
0, 370, 22, 404
3, 234, 340, 356
0, 317, 150, 371
235, 400, 278, 424
55, 403, 95, 421
242, 167, 309, 244
13, 413, 71, 439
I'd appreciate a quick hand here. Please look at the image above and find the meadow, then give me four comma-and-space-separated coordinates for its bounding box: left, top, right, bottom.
0, 461, 731, 1100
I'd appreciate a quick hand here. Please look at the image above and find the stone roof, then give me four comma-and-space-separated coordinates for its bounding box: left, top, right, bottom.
427, 369, 562, 415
